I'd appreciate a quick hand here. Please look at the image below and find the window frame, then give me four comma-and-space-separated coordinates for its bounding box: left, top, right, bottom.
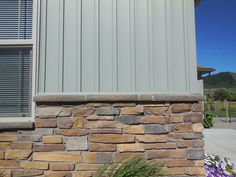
0, 0, 38, 119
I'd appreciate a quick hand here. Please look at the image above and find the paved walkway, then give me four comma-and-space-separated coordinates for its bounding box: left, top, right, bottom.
204, 118, 236, 164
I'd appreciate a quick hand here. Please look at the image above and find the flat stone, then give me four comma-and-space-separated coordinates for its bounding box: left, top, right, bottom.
144, 106, 168, 116
12, 170, 43, 177
91, 129, 122, 134
17, 135, 41, 142
116, 115, 142, 125
0, 121, 33, 130
19, 129, 54, 136
187, 148, 204, 160
72, 107, 94, 117
57, 118, 73, 128
36, 106, 61, 118
34, 144, 65, 152
95, 108, 120, 116
66, 137, 88, 151
145, 125, 172, 134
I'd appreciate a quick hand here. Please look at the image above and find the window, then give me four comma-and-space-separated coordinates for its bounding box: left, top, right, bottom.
0, 0, 33, 117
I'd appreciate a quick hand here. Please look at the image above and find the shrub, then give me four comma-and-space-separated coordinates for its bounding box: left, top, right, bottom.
203, 102, 214, 128
95, 156, 163, 177
205, 153, 236, 177
213, 88, 231, 102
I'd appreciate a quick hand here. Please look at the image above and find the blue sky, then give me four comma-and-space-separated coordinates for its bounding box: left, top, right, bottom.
195, 0, 236, 73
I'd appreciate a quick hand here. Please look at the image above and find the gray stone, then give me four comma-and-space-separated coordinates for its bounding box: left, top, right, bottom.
116, 115, 142, 125
66, 136, 88, 151
94, 153, 113, 163
57, 118, 73, 128
19, 129, 53, 136
95, 108, 120, 116
187, 148, 204, 160
35, 106, 61, 118
0, 122, 33, 130
182, 133, 204, 140
145, 125, 172, 134
17, 135, 42, 142
12, 170, 43, 177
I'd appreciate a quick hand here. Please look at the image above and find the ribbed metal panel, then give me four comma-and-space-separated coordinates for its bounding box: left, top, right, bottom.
38, 0, 198, 94
0, 48, 31, 116
0, 0, 33, 40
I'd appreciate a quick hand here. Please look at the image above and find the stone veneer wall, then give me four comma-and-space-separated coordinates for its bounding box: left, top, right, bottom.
0, 97, 205, 177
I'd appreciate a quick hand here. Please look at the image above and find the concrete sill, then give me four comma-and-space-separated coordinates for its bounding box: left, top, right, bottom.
0, 117, 34, 130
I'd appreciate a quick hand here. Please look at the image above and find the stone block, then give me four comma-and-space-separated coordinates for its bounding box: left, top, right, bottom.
192, 103, 203, 112
185, 167, 206, 175
193, 139, 204, 148
187, 148, 204, 160
57, 118, 73, 128
144, 106, 168, 116
5, 150, 32, 160
171, 115, 183, 123
169, 149, 186, 159
95, 108, 120, 116
118, 144, 144, 152
89, 143, 116, 152
36, 106, 61, 118
33, 152, 82, 162
87, 115, 114, 121
120, 106, 143, 115
72, 107, 94, 117
113, 103, 136, 107
91, 128, 122, 134
192, 123, 204, 133
0, 135, 17, 142
85, 121, 122, 129
183, 113, 203, 123
174, 124, 193, 133
114, 153, 144, 162
12, 170, 43, 177
145, 143, 177, 150
123, 125, 145, 134
145, 125, 172, 134
75, 164, 101, 171
0, 160, 20, 169
72, 172, 93, 177
85, 152, 113, 164
54, 129, 89, 136
175, 140, 193, 148
0, 142, 10, 150
90, 134, 135, 143
10, 141, 33, 150
140, 116, 167, 124
0, 151, 4, 159
147, 150, 169, 159
136, 135, 168, 143
171, 104, 192, 113
72, 117, 84, 128
21, 162, 48, 170
166, 160, 195, 167
50, 163, 74, 171
34, 144, 65, 152
58, 108, 72, 117
44, 171, 72, 177
17, 135, 41, 142
66, 137, 88, 151
116, 115, 141, 125
35, 119, 57, 128
42, 136, 62, 144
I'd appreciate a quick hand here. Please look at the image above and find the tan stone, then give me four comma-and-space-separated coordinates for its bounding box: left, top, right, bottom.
147, 150, 169, 159
89, 144, 116, 152
192, 103, 203, 112
36, 106, 61, 117
0, 151, 4, 160
44, 171, 72, 177
169, 149, 186, 159
0, 170, 10, 177
195, 160, 205, 167
0, 160, 20, 169
5, 150, 32, 160
75, 164, 102, 171
55, 129, 89, 136
85, 121, 122, 129
42, 136, 62, 144
144, 107, 168, 115
145, 143, 177, 150
174, 123, 193, 133
72, 117, 84, 128
72, 172, 93, 177
0, 135, 17, 142
120, 106, 143, 115
21, 162, 48, 170
123, 125, 145, 134
185, 168, 206, 175
10, 141, 33, 150
50, 163, 74, 171
91, 128, 122, 134
87, 115, 114, 121
162, 168, 185, 175
171, 115, 183, 123
33, 152, 82, 162
136, 135, 168, 143
58, 108, 72, 117
192, 123, 204, 133
140, 116, 167, 124
0, 142, 10, 150
183, 113, 203, 123
175, 140, 193, 148
171, 104, 192, 113
72, 107, 94, 117
166, 160, 194, 167
193, 139, 204, 148
90, 134, 135, 143
35, 119, 57, 128
12, 169, 43, 177
85, 152, 113, 163
118, 144, 144, 152
114, 153, 144, 162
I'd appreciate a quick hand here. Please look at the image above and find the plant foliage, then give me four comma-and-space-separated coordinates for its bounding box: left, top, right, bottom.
95, 156, 163, 177
203, 102, 214, 128
213, 88, 231, 102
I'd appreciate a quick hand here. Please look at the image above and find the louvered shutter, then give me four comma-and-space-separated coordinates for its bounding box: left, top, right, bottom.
0, 0, 33, 39
0, 48, 31, 116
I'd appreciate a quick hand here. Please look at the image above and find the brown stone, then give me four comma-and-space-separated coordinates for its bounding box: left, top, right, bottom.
87, 115, 114, 121
58, 108, 72, 117
192, 103, 203, 112
0, 135, 17, 142
33, 152, 82, 162
171, 115, 183, 123
72, 117, 84, 128
174, 123, 193, 133
145, 143, 177, 150
183, 113, 203, 123
162, 168, 185, 175
21, 162, 48, 170
0, 170, 10, 177
123, 125, 145, 134
185, 167, 206, 175
36, 106, 61, 118
171, 104, 192, 113
72, 107, 94, 117
85, 152, 113, 163
91, 128, 122, 134
0, 142, 10, 150
90, 134, 135, 143
85, 121, 122, 129
140, 116, 167, 124
193, 139, 204, 148
0, 151, 4, 159
114, 153, 144, 162
44, 171, 72, 177
50, 163, 74, 171
118, 144, 144, 152
57, 118, 73, 128
75, 164, 101, 171
147, 150, 169, 159
5, 150, 32, 160
192, 123, 204, 133
12, 170, 43, 177
55, 129, 89, 136
144, 107, 168, 116
175, 140, 193, 148
72, 172, 93, 177
136, 135, 168, 143
34, 144, 65, 152
42, 136, 62, 144
10, 141, 33, 150
166, 160, 194, 167
35, 119, 57, 128
0, 160, 20, 169
89, 144, 116, 152
120, 106, 143, 115
169, 149, 186, 159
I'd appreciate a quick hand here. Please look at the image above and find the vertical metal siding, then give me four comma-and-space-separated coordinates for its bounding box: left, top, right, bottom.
38, 0, 198, 94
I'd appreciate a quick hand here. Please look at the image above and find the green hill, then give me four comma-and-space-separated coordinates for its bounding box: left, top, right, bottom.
204, 72, 236, 89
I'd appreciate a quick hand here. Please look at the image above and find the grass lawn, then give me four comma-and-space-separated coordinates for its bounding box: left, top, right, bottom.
211, 101, 236, 118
